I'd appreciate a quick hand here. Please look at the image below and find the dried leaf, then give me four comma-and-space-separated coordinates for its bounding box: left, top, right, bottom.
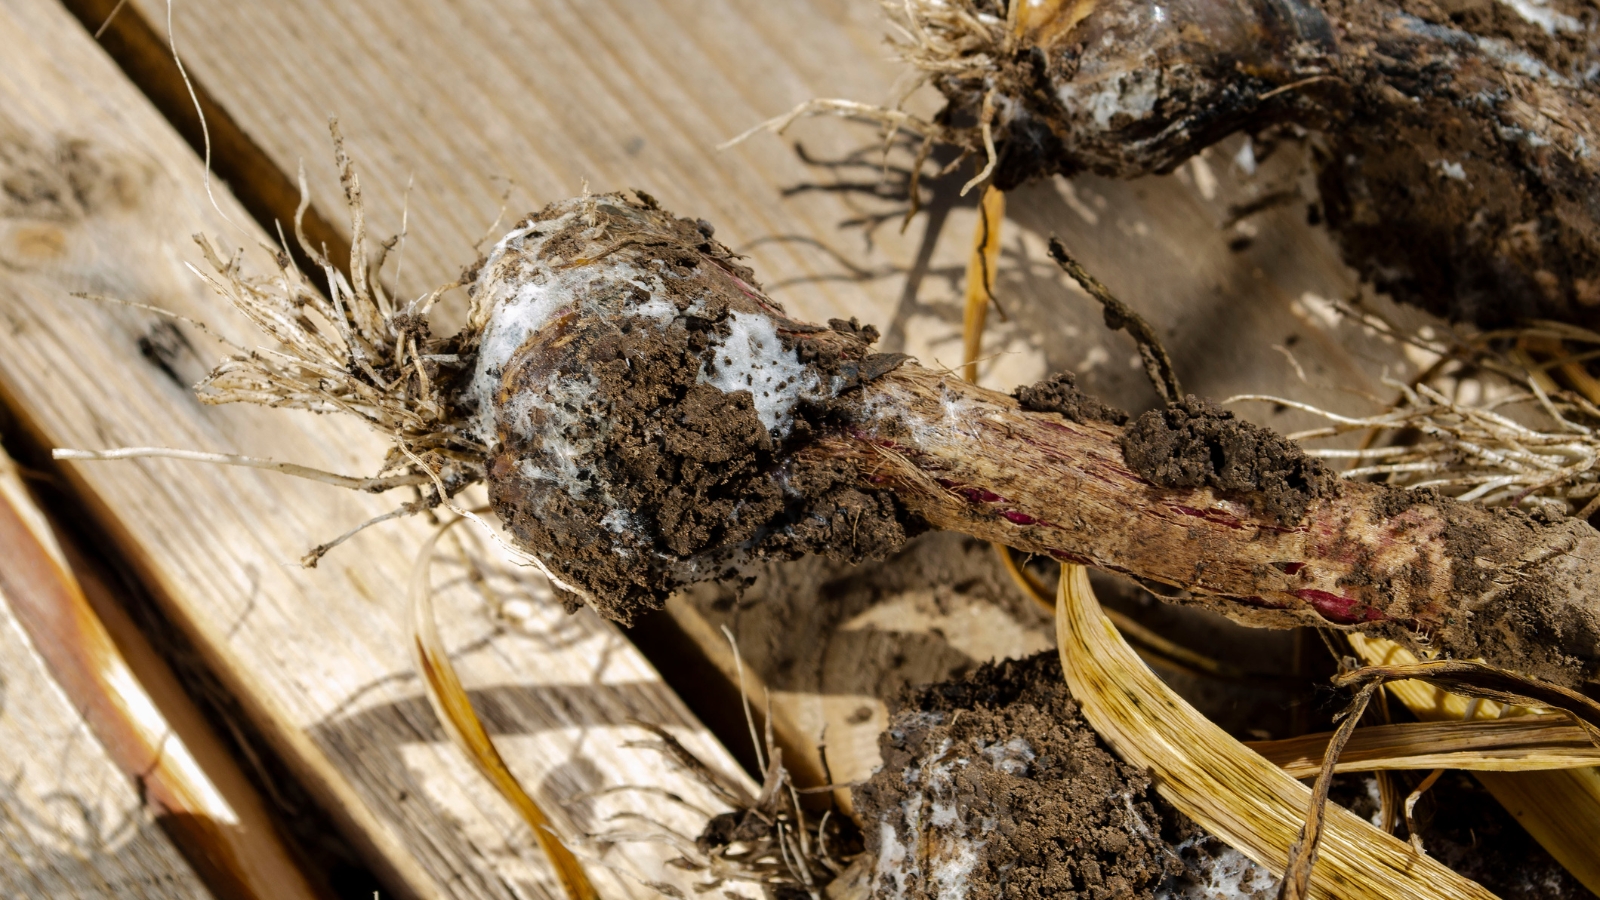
1249, 717, 1600, 778
1055, 563, 1497, 900
409, 520, 598, 900
1347, 633, 1600, 894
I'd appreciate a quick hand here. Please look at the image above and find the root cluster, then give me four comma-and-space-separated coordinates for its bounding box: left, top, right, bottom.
194, 124, 487, 504
1239, 301, 1600, 518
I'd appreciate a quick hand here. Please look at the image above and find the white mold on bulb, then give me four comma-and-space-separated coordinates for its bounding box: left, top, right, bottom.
696, 310, 825, 436
467, 203, 676, 447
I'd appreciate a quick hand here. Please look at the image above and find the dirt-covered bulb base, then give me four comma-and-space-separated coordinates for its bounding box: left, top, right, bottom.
464, 193, 915, 622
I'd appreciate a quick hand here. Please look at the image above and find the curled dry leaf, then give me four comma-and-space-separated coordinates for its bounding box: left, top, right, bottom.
1054, 562, 1497, 900
408, 519, 598, 900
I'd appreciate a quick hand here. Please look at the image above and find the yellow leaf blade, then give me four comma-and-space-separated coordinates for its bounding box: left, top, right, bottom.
1056, 563, 1497, 900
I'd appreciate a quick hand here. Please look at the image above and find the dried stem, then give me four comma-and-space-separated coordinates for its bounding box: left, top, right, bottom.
1280, 681, 1378, 900
1048, 238, 1182, 405
808, 363, 1600, 690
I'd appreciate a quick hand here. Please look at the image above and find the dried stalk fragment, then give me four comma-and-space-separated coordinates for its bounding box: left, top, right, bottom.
367, 193, 1600, 690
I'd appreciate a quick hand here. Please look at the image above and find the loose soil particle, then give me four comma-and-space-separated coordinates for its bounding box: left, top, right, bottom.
1013, 370, 1129, 426
853, 652, 1275, 900
1118, 395, 1334, 524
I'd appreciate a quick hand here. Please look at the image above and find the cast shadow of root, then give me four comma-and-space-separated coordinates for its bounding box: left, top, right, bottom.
308, 679, 709, 898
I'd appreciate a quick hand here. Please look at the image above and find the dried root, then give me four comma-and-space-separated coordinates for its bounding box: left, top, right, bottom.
723, 1, 1025, 198
1236, 302, 1600, 517
192, 121, 487, 505
593, 722, 859, 900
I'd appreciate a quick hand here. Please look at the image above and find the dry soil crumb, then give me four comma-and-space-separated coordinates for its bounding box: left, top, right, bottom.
1013, 371, 1129, 426
852, 652, 1274, 900
1118, 396, 1333, 523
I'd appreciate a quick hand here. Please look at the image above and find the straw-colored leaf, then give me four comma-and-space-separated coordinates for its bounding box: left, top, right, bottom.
961, 183, 1006, 383
1347, 633, 1600, 894
409, 520, 599, 900
1249, 717, 1600, 779
1055, 563, 1498, 900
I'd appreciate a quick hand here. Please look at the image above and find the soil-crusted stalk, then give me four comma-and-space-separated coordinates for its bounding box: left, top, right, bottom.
470, 195, 1599, 691
804, 367, 1600, 690
168, 186, 1600, 691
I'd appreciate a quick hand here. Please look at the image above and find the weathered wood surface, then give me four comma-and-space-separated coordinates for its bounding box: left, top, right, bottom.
116, 0, 1420, 414
0, 452, 214, 899
86, 0, 1448, 817
0, 2, 751, 898
0, 442, 320, 899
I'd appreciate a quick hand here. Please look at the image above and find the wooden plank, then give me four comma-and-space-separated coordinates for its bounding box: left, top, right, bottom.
0, 2, 752, 898
0, 454, 214, 899
107, 0, 1403, 415
0, 442, 321, 899
89, 0, 1434, 820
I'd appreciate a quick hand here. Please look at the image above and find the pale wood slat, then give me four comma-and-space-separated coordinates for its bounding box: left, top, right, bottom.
0, 1, 751, 898
122, 0, 1401, 415
0, 453, 213, 900
0, 593, 211, 900
0, 438, 321, 899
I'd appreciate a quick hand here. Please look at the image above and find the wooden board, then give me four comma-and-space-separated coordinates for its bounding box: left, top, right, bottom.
0, 442, 321, 900
0, 588, 213, 899
108, 0, 1423, 412
99, 0, 1426, 760
0, 2, 752, 898
0, 455, 213, 899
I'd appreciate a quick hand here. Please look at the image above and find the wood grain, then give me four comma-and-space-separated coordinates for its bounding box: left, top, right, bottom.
117, 0, 1413, 421
0, 460, 214, 900
0, 442, 321, 900
86, 0, 1600, 887
0, 2, 751, 898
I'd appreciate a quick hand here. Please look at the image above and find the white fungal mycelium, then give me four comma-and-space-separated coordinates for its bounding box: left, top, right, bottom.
469, 200, 832, 453
696, 309, 824, 436
1497, 0, 1583, 35
1155, 835, 1274, 900
1057, 66, 1165, 131
466, 204, 675, 451
872, 731, 1043, 900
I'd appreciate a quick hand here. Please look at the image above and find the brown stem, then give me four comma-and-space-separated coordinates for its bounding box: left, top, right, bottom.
807, 365, 1600, 690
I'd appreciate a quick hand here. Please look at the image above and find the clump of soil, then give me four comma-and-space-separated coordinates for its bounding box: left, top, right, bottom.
1118, 396, 1334, 523
853, 652, 1274, 900
1434, 500, 1600, 688
478, 195, 916, 622
1310, 0, 1600, 327
1014, 371, 1128, 426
